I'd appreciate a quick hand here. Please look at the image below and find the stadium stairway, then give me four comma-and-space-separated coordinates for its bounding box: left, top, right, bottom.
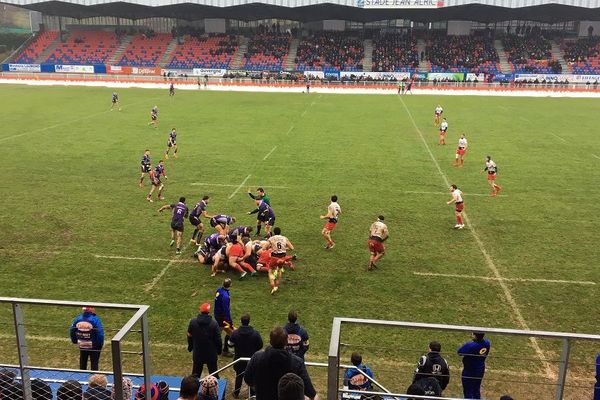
494, 39, 511, 73
417, 38, 428, 72
108, 36, 133, 65
362, 38, 373, 72
551, 41, 571, 73
158, 37, 179, 67
3, 367, 227, 400
284, 38, 300, 70
35, 33, 62, 64
229, 36, 248, 69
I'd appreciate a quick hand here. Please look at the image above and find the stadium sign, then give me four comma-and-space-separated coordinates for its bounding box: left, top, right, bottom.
8, 63, 41, 72
192, 68, 227, 76
340, 71, 410, 80
54, 64, 94, 74
514, 73, 600, 83
357, 0, 443, 9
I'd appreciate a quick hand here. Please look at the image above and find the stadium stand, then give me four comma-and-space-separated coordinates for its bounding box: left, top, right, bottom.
562, 37, 600, 74
14, 31, 59, 63
242, 33, 291, 71
502, 34, 561, 73
45, 31, 120, 65
425, 33, 500, 74
167, 34, 239, 70
371, 33, 419, 72
295, 32, 364, 72
118, 33, 172, 67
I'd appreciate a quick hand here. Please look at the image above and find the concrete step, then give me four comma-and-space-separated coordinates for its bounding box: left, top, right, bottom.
108, 35, 132, 65
362, 38, 373, 72
284, 38, 299, 70
551, 41, 570, 73
494, 39, 511, 74
159, 38, 179, 67
35, 33, 63, 64
229, 36, 248, 69
417, 39, 428, 72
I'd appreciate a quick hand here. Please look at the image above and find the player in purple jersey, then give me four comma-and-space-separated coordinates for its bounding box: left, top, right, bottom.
158, 196, 188, 254
228, 226, 253, 243
209, 214, 236, 236
148, 106, 159, 128
139, 150, 151, 188
248, 200, 276, 238
164, 128, 178, 159
195, 233, 226, 264
189, 196, 213, 245
146, 160, 168, 202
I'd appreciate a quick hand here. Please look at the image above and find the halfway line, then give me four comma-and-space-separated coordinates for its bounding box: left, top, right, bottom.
228, 174, 251, 199
413, 271, 595, 286
262, 146, 277, 161
398, 96, 556, 379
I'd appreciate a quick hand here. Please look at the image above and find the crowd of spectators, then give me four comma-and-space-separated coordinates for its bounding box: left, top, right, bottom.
295, 32, 363, 72
425, 33, 499, 74
167, 34, 238, 69
372, 33, 419, 72
242, 33, 291, 70
502, 34, 561, 73
562, 37, 600, 74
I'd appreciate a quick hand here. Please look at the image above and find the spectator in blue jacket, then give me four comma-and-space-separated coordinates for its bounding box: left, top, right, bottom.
70, 306, 104, 371
458, 332, 491, 400
594, 352, 600, 400
284, 310, 309, 360
214, 278, 233, 357
343, 352, 374, 393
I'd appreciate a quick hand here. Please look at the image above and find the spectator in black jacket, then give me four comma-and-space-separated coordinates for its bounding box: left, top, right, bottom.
57, 380, 82, 400
179, 376, 200, 400
284, 310, 309, 360
187, 303, 222, 378
413, 340, 450, 393
244, 327, 317, 400
228, 313, 263, 398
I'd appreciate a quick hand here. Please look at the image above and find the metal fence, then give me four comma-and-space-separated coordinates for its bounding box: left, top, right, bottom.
0, 297, 151, 400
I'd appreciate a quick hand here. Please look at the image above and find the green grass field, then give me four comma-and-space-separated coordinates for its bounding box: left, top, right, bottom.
0, 84, 599, 399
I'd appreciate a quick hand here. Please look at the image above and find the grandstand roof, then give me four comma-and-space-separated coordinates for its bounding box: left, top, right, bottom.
2, 0, 600, 22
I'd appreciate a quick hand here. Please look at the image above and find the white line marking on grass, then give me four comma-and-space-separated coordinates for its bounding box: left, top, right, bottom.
593, 154, 600, 160
403, 190, 507, 197
519, 116, 531, 123
144, 246, 189, 292
285, 125, 295, 135
301, 109, 308, 117
413, 271, 595, 286
262, 146, 277, 161
549, 132, 567, 143
398, 96, 556, 379
191, 182, 289, 189
94, 254, 196, 264
227, 174, 251, 199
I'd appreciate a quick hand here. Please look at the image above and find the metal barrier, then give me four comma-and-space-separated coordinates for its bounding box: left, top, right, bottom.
0, 297, 151, 400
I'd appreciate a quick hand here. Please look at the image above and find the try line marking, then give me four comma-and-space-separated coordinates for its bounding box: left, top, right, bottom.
398, 96, 556, 379
262, 146, 277, 161
413, 271, 595, 286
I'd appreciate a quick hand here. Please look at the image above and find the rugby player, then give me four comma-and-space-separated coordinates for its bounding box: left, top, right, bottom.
195, 233, 225, 265
266, 227, 295, 294
434, 105, 443, 126
227, 237, 256, 280
247, 187, 270, 236
439, 118, 448, 145
169, 82, 175, 97
164, 128, 178, 159
189, 196, 212, 245
139, 150, 151, 188
454, 134, 468, 167
158, 197, 188, 254
482, 156, 502, 197
368, 216, 389, 271
320, 195, 341, 249
447, 184, 465, 229
146, 160, 167, 202
111, 92, 121, 111
210, 214, 236, 236
248, 199, 275, 238
148, 106, 159, 128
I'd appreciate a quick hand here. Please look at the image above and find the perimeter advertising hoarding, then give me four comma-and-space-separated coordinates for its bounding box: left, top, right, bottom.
340, 71, 411, 80
427, 72, 465, 81
192, 68, 226, 76
54, 65, 94, 73
8, 63, 41, 72
514, 73, 600, 83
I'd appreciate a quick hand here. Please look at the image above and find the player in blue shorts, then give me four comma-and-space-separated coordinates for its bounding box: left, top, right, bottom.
248, 200, 275, 238
165, 128, 178, 159
189, 196, 212, 245
111, 92, 121, 111
158, 197, 188, 254
146, 160, 167, 202
139, 150, 151, 188
148, 106, 159, 128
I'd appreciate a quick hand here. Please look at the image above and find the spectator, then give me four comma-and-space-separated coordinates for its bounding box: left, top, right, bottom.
244, 327, 317, 400
413, 340, 450, 392
404, 382, 425, 400
135, 384, 159, 400
70, 306, 104, 371
31, 379, 53, 400
415, 376, 442, 397
214, 278, 234, 357
156, 381, 169, 400
112, 378, 134, 400
187, 302, 222, 377
0, 370, 23, 400
458, 332, 491, 400
199, 376, 219, 400
500, 396, 514, 400
178, 376, 200, 400
57, 380, 83, 400
278, 373, 304, 400
595, 352, 600, 400
228, 313, 263, 398
85, 374, 111, 400
284, 310, 309, 360
343, 352, 374, 393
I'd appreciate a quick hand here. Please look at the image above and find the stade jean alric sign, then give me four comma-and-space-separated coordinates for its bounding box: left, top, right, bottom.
357, 0, 444, 8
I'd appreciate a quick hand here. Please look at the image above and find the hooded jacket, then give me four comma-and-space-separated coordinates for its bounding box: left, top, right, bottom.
413, 351, 450, 390
187, 314, 222, 361
228, 325, 263, 365
283, 322, 309, 359
70, 312, 104, 350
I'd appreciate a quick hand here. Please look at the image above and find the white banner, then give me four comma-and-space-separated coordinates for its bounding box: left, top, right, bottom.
514, 73, 600, 83
357, 0, 443, 9
8, 63, 41, 72
192, 68, 226, 77
340, 71, 410, 80
54, 65, 94, 74
303, 71, 325, 79
466, 73, 486, 81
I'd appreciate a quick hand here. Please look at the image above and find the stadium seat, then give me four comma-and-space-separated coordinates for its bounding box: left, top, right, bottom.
372, 33, 419, 73
295, 32, 363, 72
425, 33, 500, 74
118, 33, 172, 67
14, 31, 59, 64
45, 31, 120, 65
167, 34, 238, 69
242, 33, 291, 71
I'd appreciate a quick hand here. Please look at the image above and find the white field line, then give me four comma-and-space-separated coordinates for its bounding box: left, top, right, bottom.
285, 125, 295, 135
301, 108, 309, 117
191, 182, 289, 189
94, 254, 196, 264
144, 244, 189, 292
413, 271, 596, 286
262, 146, 277, 161
398, 96, 556, 379
227, 174, 251, 199
549, 132, 567, 143
0, 97, 152, 144
519, 116, 531, 123
403, 190, 507, 197
593, 154, 600, 160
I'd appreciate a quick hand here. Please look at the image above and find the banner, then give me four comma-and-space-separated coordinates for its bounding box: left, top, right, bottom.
131, 66, 161, 75
427, 72, 465, 81
192, 68, 226, 77
8, 63, 41, 72
54, 64, 94, 74
303, 71, 325, 79
465, 73, 485, 81
107, 65, 132, 74
340, 71, 410, 81
514, 73, 600, 83
357, 0, 443, 8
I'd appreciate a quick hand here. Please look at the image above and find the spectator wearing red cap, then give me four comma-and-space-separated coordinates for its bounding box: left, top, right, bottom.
70, 306, 104, 371
187, 303, 222, 378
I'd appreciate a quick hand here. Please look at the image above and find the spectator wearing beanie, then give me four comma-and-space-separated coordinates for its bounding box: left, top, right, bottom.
199, 376, 219, 400
244, 327, 317, 400
111, 378, 134, 400
31, 379, 53, 400
58, 380, 83, 400
187, 302, 222, 378
135, 384, 159, 400
70, 306, 104, 371
228, 313, 263, 398
278, 373, 304, 400
85, 374, 111, 400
